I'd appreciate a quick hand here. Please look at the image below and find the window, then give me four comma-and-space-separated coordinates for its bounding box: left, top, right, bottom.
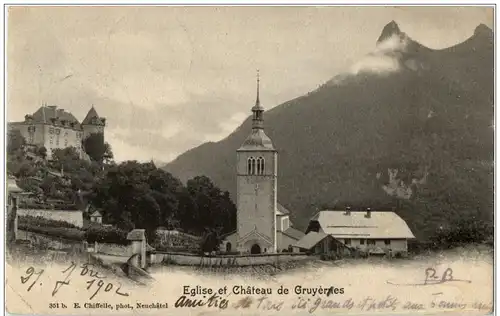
55, 129, 61, 135
367, 240, 375, 246
49, 127, 54, 134
360, 239, 365, 245
56, 135, 60, 146
28, 133, 34, 144
64, 139, 68, 146
49, 136, 54, 145
384, 239, 391, 246
256, 157, 265, 175
282, 217, 289, 231
247, 157, 256, 175
344, 239, 351, 245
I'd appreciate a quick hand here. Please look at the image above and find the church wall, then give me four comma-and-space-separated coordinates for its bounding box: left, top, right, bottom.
236, 150, 277, 176
236, 150, 277, 253
236, 175, 276, 249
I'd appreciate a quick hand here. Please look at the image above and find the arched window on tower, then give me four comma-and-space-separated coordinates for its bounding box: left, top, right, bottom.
256, 157, 265, 175
247, 157, 256, 175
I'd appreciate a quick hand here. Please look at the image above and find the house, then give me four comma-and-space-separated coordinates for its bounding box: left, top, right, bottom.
90, 210, 103, 224
295, 207, 415, 256
293, 231, 348, 255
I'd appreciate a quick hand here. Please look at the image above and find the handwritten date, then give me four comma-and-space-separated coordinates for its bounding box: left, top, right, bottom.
20, 262, 129, 300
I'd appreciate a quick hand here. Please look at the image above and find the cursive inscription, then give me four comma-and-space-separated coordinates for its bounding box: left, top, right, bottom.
52, 261, 77, 296
20, 262, 130, 301
387, 267, 471, 286
20, 266, 45, 292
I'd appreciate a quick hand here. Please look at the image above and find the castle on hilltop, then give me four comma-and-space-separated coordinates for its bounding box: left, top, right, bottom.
8, 104, 106, 159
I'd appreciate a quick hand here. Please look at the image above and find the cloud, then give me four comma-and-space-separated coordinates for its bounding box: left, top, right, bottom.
349, 34, 408, 75
7, 7, 493, 163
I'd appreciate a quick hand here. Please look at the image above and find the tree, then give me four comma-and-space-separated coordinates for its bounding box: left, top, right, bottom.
7, 129, 26, 155
103, 142, 114, 164
185, 176, 236, 234
82, 132, 110, 163
91, 161, 183, 241
37, 146, 47, 159
200, 229, 221, 253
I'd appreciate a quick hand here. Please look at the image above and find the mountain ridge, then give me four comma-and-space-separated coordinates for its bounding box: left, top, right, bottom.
163, 21, 494, 239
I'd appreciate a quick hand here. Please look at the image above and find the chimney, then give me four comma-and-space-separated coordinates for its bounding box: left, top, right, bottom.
344, 206, 351, 215
365, 207, 372, 218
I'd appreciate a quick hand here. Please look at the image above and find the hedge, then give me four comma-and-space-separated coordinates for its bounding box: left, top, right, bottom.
18, 222, 84, 241
18, 215, 79, 229
18, 202, 79, 211
18, 216, 129, 245
84, 224, 129, 245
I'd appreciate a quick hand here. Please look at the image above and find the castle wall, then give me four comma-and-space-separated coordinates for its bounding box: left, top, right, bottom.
43, 125, 84, 158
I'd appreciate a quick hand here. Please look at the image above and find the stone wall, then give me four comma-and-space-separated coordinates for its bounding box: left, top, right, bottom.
18, 208, 84, 228
156, 252, 309, 266
95, 242, 131, 257
17, 229, 84, 251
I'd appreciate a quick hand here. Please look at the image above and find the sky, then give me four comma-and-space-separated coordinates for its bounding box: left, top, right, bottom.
7, 6, 493, 163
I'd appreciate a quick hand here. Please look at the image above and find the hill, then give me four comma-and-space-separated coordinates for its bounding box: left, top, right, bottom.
163, 22, 494, 240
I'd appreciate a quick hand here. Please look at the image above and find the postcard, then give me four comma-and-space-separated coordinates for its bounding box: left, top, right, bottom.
5, 5, 494, 315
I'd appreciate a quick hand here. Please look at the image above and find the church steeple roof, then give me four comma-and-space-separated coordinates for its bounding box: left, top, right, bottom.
252, 70, 264, 112
238, 71, 275, 152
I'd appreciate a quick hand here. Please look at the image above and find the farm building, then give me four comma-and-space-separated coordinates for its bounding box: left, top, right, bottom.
295, 208, 415, 256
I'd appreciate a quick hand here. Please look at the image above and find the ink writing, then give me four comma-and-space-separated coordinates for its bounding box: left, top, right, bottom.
52, 261, 77, 297
386, 267, 471, 286
20, 266, 45, 292
86, 279, 129, 300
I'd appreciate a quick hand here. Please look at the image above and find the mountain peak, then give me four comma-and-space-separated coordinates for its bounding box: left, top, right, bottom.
377, 20, 401, 43
474, 23, 493, 37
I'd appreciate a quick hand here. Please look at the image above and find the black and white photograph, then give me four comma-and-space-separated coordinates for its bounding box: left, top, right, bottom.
5, 5, 495, 315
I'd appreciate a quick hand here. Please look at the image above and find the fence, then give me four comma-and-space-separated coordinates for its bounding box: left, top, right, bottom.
155, 251, 309, 266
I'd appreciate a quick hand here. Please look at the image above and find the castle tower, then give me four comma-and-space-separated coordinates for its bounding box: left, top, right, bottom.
235, 71, 277, 254
81, 106, 106, 139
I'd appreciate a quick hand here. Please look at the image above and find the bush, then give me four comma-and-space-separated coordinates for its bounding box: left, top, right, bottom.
18, 215, 79, 229
18, 201, 79, 211
84, 224, 128, 245
18, 222, 84, 241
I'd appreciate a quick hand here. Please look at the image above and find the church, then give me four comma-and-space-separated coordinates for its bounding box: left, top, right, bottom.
221, 74, 304, 254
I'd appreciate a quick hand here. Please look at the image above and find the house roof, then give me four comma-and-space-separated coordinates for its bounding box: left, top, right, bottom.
281, 227, 305, 240
311, 210, 415, 239
31, 106, 81, 128
7, 176, 23, 194
293, 231, 329, 249
127, 229, 146, 241
237, 129, 275, 151
82, 106, 100, 125
90, 210, 102, 217
276, 203, 290, 215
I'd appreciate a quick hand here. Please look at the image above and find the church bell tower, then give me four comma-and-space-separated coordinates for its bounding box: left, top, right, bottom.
235, 71, 277, 254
